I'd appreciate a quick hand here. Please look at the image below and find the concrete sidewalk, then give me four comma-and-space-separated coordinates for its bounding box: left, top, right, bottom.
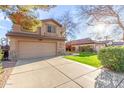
5, 56, 101, 88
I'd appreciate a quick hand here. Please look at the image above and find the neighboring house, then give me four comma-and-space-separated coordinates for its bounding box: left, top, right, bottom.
94, 40, 124, 51
93, 40, 112, 51
112, 42, 124, 46
66, 38, 106, 52
6, 19, 66, 59
66, 38, 98, 52
66, 38, 124, 52
95, 40, 124, 48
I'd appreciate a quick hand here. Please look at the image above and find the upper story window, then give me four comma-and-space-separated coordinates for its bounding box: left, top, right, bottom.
47, 25, 56, 33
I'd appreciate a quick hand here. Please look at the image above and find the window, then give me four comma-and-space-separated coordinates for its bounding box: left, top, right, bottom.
47, 25, 56, 33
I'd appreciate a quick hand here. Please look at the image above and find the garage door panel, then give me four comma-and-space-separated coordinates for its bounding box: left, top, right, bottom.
19, 42, 56, 59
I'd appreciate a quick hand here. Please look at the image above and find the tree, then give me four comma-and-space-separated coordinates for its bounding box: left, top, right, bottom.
9, 12, 41, 32
0, 38, 9, 46
0, 5, 55, 32
77, 5, 124, 41
56, 11, 77, 40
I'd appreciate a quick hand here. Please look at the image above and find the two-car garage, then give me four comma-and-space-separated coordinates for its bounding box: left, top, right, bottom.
18, 42, 57, 59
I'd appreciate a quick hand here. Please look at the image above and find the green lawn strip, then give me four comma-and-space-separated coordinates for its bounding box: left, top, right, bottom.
64, 52, 101, 68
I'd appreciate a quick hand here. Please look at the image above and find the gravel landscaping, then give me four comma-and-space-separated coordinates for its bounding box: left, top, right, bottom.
0, 60, 16, 87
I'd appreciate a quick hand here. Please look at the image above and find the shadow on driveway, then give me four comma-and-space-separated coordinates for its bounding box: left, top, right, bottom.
2, 56, 57, 69
13, 56, 58, 67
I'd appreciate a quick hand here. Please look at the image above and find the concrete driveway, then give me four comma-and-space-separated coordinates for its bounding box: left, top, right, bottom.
5, 56, 101, 88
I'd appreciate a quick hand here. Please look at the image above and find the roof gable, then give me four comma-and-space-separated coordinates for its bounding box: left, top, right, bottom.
41, 19, 62, 27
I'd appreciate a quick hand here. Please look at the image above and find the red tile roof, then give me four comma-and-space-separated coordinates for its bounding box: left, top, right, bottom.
66, 38, 95, 45
66, 38, 124, 46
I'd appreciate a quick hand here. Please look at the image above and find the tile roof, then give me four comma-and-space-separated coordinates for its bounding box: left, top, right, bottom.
66, 38, 95, 45
66, 38, 124, 46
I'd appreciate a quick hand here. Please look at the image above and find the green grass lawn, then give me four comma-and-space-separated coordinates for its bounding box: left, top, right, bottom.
64, 52, 101, 68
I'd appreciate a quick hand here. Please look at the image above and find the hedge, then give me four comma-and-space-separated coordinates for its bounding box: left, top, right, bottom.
98, 46, 124, 72
0, 50, 3, 61
0, 50, 3, 74
79, 45, 94, 52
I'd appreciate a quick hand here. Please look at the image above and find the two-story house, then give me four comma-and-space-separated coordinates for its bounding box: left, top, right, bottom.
6, 19, 66, 60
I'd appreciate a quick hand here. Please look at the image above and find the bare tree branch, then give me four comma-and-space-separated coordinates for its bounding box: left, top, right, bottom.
78, 5, 124, 41
56, 11, 77, 40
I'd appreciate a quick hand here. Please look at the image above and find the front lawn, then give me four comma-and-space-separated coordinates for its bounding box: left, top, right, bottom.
64, 52, 101, 68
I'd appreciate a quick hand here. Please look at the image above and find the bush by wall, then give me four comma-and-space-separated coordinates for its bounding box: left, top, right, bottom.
0, 50, 3, 74
98, 46, 124, 72
0, 50, 3, 61
79, 45, 94, 52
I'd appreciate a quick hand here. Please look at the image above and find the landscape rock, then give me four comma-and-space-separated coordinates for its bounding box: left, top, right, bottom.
95, 68, 124, 88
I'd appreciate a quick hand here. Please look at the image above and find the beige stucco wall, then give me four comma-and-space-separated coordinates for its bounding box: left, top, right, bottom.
13, 20, 65, 38
94, 44, 105, 52
57, 41, 65, 55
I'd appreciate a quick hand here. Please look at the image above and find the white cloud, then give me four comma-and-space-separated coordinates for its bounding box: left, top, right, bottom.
0, 25, 7, 30
86, 23, 122, 40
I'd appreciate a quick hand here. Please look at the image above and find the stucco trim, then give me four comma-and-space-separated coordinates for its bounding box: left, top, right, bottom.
6, 32, 66, 41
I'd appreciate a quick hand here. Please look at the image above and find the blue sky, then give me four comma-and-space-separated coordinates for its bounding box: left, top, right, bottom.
0, 5, 123, 41
38, 5, 90, 40
0, 12, 13, 38
0, 5, 89, 40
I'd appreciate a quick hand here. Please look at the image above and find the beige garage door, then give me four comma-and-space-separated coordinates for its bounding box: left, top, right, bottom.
18, 42, 56, 59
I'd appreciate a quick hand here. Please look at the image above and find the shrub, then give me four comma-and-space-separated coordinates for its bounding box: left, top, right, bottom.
0, 50, 3, 74
98, 46, 124, 72
0, 50, 3, 61
79, 45, 94, 52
